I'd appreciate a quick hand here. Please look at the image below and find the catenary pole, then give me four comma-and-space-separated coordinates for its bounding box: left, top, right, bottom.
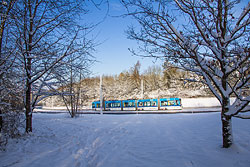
100, 75, 103, 114
141, 79, 144, 99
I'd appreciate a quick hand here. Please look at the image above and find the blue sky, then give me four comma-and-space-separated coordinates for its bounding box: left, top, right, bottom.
85, 0, 248, 77
85, 1, 162, 76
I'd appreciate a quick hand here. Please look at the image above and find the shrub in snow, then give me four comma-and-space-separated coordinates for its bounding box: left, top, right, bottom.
0, 111, 24, 150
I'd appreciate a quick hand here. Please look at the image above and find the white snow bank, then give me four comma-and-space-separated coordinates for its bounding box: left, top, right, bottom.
182, 97, 221, 108
1, 113, 250, 167
181, 97, 237, 108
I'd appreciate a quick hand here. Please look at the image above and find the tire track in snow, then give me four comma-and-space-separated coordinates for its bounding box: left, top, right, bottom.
81, 117, 132, 167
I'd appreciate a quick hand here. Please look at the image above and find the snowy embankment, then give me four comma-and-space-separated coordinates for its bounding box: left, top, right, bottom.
1, 113, 250, 167
182, 97, 221, 108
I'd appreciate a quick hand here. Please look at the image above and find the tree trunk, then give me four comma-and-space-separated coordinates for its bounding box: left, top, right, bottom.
25, 79, 32, 133
25, 56, 32, 133
70, 58, 75, 118
221, 97, 232, 148
0, 109, 2, 132
25, 0, 33, 132
221, 113, 232, 148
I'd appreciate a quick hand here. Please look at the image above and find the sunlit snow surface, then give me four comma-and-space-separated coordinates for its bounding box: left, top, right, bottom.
1, 113, 250, 167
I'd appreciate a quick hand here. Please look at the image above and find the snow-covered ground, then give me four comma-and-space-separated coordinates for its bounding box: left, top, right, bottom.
1, 112, 250, 167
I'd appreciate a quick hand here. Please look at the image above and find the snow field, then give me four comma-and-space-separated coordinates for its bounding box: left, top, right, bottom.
1, 112, 250, 167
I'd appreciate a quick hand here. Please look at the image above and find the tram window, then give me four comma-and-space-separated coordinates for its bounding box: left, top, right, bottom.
161, 101, 165, 106
144, 101, 151, 106
124, 102, 128, 107
139, 102, 143, 106
107, 103, 111, 108
152, 101, 157, 106
96, 103, 100, 108
161, 101, 168, 106
129, 102, 135, 107
168, 100, 175, 106
113, 103, 120, 107
124, 102, 134, 107
92, 103, 95, 108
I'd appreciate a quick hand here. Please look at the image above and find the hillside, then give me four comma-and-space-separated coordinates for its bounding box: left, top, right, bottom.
41, 71, 213, 108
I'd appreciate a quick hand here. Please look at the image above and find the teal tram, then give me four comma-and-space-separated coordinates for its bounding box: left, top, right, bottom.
92, 98, 182, 111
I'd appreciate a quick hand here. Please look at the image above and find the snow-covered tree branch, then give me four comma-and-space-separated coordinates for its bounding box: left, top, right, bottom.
122, 0, 250, 148
10, 0, 97, 132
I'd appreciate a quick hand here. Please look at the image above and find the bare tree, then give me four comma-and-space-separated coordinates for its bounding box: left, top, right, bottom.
122, 0, 250, 148
54, 43, 95, 118
0, 0, 18, 134
12, 0, 95, 132
0, 1, 25, 148
143, 65, 162, 90
129, 60, 141, 88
